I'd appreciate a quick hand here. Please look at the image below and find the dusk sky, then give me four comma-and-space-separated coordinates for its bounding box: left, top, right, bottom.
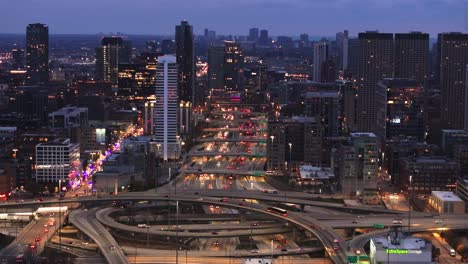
2, 0, 468, 37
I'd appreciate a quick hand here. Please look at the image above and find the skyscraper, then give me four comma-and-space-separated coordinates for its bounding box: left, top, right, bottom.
313, 41, 329, 82
208, 41, 244, 92
95, 37, 123, 86
248, 28, 259, 41
394, 32, 429, 84
12, 47, 25, 70
223, 41, 244, 91
175, 20, 195, 105
259, 29, 269, 46
26, 23, 49, 85
155, 55, 178, 161
357, 32, 394, 132
438, 33, 468, 129
208, 44, 225, 90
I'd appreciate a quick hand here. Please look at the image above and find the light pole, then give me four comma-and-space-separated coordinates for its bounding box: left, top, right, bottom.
408, 175, 413, 234
288, 143, 292, 172
176, 201, 179, 264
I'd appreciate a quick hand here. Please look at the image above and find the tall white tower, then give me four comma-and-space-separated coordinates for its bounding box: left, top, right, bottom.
155, 55, 178, 161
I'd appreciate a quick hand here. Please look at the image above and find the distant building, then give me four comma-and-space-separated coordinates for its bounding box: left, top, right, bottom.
0, 161, 16, 196
11, 48, 25, 70
248, 28, 259, 41
357, 32, 394, 132
35, 138, 80, 185
48, 107, 89, 129
369, 232, 432, 264
304, 90, 344, 137
313, 41, 329, 82
394, 32, 429, 84
259, 30, 269, 46
438, 33, 468, 129
26, 23, 49, 85
155, 55, 178, 161
95, 37, 124, 86
429, 191, 465, 214
118, 53, 157, 96
376, 78, 425, 142
160, 39, 174, 54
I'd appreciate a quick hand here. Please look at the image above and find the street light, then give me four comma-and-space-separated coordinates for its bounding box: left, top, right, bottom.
288, 143, 292, 172
270, 135, 275, 145
408, 175, 413, 234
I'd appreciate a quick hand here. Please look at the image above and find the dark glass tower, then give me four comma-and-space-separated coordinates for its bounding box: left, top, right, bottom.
26, 23, 49, 85
175, 20, 195, 105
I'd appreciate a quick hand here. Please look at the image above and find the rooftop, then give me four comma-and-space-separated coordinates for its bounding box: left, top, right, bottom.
49, 107, 88, 116
299, 166, 334, 179
372, 233, 430, 251
351, 132, 377, 138
431, 191, 463, 202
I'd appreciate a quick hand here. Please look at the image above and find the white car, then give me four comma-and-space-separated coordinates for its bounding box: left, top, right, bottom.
435, 219, 443, 224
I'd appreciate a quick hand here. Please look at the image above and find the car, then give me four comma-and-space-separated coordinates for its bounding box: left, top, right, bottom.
110, 246, 116, 250
68, 241, 74, 245
252, 223, 259, 226
392, 219, 402, 224
435, 219, 443, 224
355, 249, 361, 255
333, 238, 339, 243
82, 242, 89, 245
357, 215, 365, 218
214, 241, 220, 246
297, 248, 305, 252
281, 248, 288, 252
450, 249, 456, 257
211, 231, 218, 235
44, 229, 49, 233
351, 220, 359, 224
239, 202, 245, 206
310, 224, 316, 229
250, 249, 259, 253
333, 246, 340, 251
43, 224, 48, 228
194, 192, 199, 195
35, 237, 41, 242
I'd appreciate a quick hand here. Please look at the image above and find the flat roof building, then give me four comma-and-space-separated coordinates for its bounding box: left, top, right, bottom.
429, 191, 465, 214
370, 232, 432, 264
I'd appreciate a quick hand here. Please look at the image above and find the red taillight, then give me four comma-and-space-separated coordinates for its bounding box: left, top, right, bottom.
283, 213, 288, 217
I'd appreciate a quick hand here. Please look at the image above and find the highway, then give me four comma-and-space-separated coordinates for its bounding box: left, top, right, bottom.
69, 208, 128, 264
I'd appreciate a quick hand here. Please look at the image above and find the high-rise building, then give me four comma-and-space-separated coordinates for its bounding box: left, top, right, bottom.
313, 41, 329, 82
35, 138, 80, 185
336, 30, 349, 71
26, 23, 49, 85
95, 37, 123, 86
375, 78, 425, 141
175, 21, 195, 105
357, 32, 394, 132
304, 90, 344, 137
259, 30, 269, 46
208, 41, 244, 91
346, 38, 359, 77
224, 41, 244, 91
208, 45, 225, 90
439, 33, 468, 129
394, 32, 429, 83
248, 28, 259, 41
155, 55, 178, 161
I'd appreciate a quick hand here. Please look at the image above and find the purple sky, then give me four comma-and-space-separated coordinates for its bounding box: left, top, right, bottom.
1, 0, 467, 36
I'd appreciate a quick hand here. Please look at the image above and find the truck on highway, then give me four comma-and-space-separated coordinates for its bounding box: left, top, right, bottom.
137, 224, 149, 228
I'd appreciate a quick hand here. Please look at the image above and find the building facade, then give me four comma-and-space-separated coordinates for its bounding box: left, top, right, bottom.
394, 32, 429, 84
26, 23, 49, 85
155, 55, 178, 161
35, 138, 80, 185
357, 32, 394, 132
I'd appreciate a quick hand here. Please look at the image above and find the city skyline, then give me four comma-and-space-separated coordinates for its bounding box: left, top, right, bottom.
1, 0, 467, 36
